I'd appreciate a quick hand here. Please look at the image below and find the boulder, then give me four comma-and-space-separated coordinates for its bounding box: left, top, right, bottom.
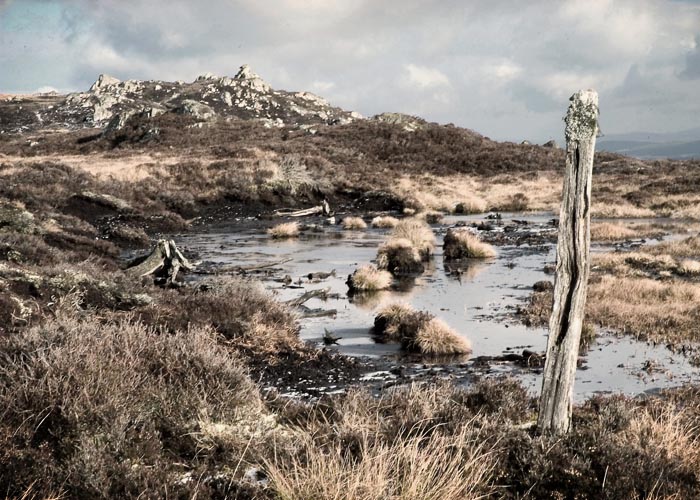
234, 64, 271, 92
90, 74, 121, 92
174, 99, 216, 120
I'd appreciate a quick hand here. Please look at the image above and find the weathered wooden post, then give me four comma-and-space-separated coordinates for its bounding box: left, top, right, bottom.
537, 89, 599, 435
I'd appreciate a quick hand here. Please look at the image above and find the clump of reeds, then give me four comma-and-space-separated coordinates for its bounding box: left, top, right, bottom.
268, 221, 300, 238
443, 229, 496, 259
373, 303, 471, 355
347, 264, 393, 292
342, 216, 368, 230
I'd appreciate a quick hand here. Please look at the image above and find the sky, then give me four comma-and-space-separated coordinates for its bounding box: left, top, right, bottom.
1, 0, 699, 143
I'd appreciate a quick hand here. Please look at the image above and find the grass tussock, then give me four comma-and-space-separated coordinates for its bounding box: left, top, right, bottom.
390, 218, 435, 259
268, 221, 300, 238
416, 318, 473, 356
342, 216, 368, 230
373, 303, 471, 356
443, 229, 497, 259
347, 264, 393, 292
371, 215, 399, 228
454, 196, 487, 214
376, 238, 424, 275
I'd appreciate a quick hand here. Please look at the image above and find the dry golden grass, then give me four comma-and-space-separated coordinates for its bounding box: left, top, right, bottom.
620, 405, 700, 486
374, 303, 415, 341
454, 196, 487, 214
590, 222, 666, 242
376, 238, 424, 275
587, 275, 700, 343
593, 251, 677, 276
374, 303, 470, 356
591, 222, 637, 241
342, 216, 368, 230
391, 173, 560, 213
371, 215, 399, 228
649, 235, 700, 259
415, 318, 472, 355
268, 221, 300, 238
266, 423, 495, 500
443, 229, 497, 259
591, 202, 656, 218
678, 259, 700, 275
348, 265, 393, 291
390, 218, 435, 259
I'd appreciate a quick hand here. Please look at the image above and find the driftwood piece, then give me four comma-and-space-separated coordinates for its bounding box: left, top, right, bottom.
299, 306, 337, 318
273, 200, 331, 218
285, 287, 331, 307
127, 239, 194, 286
538, 89, 598, 436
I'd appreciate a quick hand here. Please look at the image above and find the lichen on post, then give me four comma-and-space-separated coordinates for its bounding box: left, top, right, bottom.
537, 89, 599, 436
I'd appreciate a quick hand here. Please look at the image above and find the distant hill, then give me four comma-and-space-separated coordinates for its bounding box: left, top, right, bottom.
598, 127, 700, 159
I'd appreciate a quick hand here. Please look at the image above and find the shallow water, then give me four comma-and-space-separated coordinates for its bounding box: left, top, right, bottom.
177, 213, 700, 400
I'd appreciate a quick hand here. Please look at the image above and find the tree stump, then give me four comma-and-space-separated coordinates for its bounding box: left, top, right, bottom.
127, 239, 194, 286
537, 90, 599, 435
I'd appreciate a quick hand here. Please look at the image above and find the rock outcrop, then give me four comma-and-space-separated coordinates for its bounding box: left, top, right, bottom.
0, 64, 362, 133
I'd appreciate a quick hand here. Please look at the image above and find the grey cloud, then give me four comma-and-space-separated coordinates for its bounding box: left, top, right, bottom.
3, 0, 700, 141
680, 35, 700, 79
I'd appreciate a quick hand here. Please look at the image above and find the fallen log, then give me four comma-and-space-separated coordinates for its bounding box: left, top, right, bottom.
127, 239, 194, 286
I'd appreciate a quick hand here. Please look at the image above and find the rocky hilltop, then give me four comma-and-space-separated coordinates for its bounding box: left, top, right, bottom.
0, 64, 362, 134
